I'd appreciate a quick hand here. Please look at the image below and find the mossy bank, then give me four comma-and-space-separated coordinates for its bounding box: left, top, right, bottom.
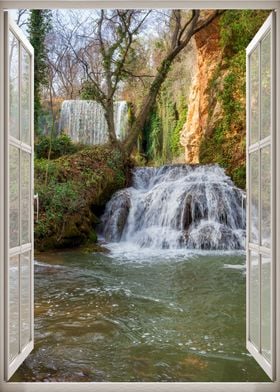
35, 143, 130, 251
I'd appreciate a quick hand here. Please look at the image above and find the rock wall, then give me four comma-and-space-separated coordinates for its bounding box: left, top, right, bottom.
180, 17, 222, 164
180, 11, 269, 188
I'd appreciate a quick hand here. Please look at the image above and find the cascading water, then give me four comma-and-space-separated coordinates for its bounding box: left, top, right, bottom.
59, 100, 128, 144
115, 101, 128, 140
101, 164, 246, 250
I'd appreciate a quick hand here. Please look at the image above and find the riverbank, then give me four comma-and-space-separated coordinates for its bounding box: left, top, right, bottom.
35, 144, 132, 251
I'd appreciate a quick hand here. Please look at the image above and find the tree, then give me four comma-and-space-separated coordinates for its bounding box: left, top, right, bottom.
27, 10, 52, 135
50, 9, 223, 153
124, 10, 223, 153
45, 14, 81, 100
61, 9, 152, 145
15, 9, 29, 28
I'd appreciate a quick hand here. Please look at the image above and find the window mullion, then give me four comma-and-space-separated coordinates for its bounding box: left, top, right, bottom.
18, 40, 21, 356
258, 40, 262, 354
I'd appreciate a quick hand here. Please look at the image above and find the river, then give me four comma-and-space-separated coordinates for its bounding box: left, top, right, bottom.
12, 247, 268, 382
12, 164, 268, 382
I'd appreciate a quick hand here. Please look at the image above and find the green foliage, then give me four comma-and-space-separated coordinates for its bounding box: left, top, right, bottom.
218, 73, 242, 128
27, 10, 52, 135
38, 101, 61, 137
34, 145, 128, 250
35, 180, 79, 238
170, 101, 187, 157
232, 164, 246, 190
88, 230, 98, 243
106, 148, 123, 169
144, 86, 186, 164
218, 10, 268, 129
35, 133, 80, 160
220, 10, 270, 55
199, 10, 269, 189
145, 111, 163, 162
80, 81, 100, 101
35, 157, 59, 180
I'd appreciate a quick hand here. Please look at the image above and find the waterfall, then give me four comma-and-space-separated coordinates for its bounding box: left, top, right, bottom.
101, 164, 246, 250
59, 100, 128, 144
115, 101, 128, 141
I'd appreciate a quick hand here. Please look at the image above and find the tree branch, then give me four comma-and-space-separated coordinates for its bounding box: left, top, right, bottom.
192, 10, 225, 35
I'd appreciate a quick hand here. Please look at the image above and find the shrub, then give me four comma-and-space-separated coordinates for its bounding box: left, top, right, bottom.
34, 144, 128, 250
35, 133, 81, 160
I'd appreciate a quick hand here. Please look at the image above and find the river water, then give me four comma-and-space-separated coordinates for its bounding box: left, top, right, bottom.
12, 247, 268, 382
12, 164, 268, 381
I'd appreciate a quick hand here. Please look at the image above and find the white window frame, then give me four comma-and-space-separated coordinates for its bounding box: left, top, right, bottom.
246, 12, 276, 380
4, 12, 35, 381
0, 1, 280, 391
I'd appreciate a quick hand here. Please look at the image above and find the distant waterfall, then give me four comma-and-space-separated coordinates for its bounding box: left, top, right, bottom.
115, 101, 128, 140
59, 100, 128, 144
101, 165, 246, 250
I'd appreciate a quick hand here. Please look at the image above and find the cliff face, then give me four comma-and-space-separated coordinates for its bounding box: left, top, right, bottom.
180, 11, 269, 188
180, 17, 222, 164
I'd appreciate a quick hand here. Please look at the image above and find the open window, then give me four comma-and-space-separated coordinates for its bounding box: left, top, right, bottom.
4, 12, 34, 380
246, 12, 276, 380
0, 6, 278, 386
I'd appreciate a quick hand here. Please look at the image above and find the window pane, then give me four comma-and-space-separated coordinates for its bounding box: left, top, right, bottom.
21, 47, 31, 145
9, 146, 20, 248
261, 32, 271, 140
250, 151, 259, 243
9, 255, 20, 362
9, 32, 19, 140
20, 252, 31, 349
261, 146, 271, 247
249, 251, 260, 349
261, 254, 271, 362
250, 45, 259, 145
21, 151, 31, 244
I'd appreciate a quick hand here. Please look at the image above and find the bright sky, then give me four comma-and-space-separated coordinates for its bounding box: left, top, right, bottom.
9, 8, 170, 41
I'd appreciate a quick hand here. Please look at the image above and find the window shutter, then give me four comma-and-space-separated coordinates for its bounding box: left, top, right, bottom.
4, 12, 34, 380
246, 12, 276, 380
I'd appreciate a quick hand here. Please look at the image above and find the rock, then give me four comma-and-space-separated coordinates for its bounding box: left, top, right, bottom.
81, 243, 110, 254
180, 15, 223, 164
34, 145, 130, 251
101, 189, 131, 242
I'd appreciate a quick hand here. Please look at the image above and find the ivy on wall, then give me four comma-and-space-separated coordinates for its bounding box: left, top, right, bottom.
143, 85, 187, 164
199, 10, 270, 189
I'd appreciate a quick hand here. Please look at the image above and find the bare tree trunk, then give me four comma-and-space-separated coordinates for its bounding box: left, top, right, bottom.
104, 99, 118, 145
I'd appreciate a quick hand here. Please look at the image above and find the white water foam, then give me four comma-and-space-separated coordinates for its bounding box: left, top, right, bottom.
101, 164, 246, 251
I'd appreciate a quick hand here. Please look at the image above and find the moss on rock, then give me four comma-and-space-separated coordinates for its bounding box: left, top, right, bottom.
35, 144, 130, 251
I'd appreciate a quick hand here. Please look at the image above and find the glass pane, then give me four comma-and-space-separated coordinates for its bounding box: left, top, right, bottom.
261, 32, 271, 140
249, 251, 260, 349
250, 45, 260, 145
9, 146, 20, 248
20, 252, 31, 349
250, 151, 259, 243
21, 47, 31, 145
9, 255, 20, 362
261, 146, 271, 248
261, 254, 271, 362
9, 32, 19, 140
21, 152, 31, 244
